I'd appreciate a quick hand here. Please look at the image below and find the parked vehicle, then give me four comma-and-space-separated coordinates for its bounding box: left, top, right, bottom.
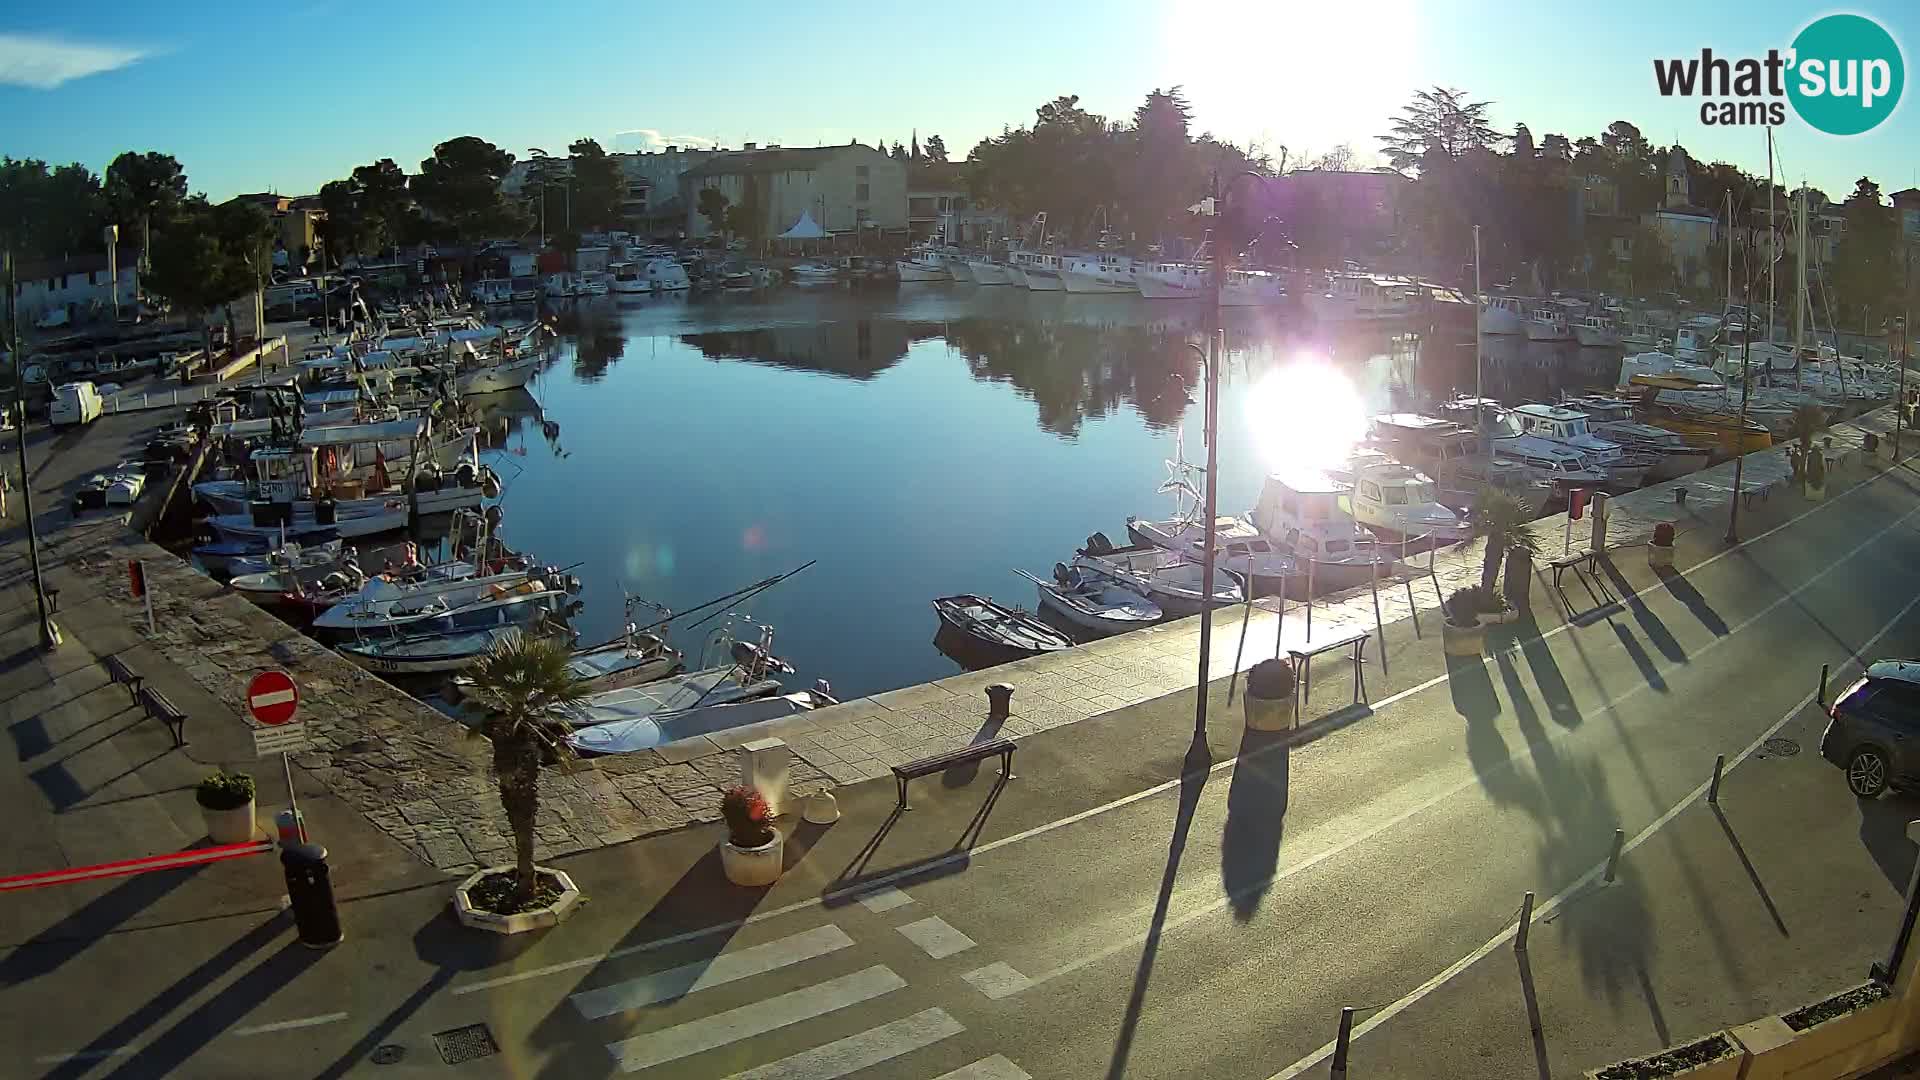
49, 381, 103, 428
1820, 661, 1920, 797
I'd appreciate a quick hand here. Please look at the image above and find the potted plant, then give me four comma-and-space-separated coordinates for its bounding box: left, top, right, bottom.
1469, 489, 1530, 596
197, 770, 257, 843
1243, 658, 1296, 732
1443, 586, 1486, 655
451, 632, 587, 934
720, 785, 784, 886
1649, 521, 1676, 569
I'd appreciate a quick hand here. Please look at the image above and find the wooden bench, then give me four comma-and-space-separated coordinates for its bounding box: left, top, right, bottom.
102, 653, 144, 704
136, 685, 188, 748
1287, 630, 1370, 715
892, 738, 1015, 810
1548, 550, 1595, 590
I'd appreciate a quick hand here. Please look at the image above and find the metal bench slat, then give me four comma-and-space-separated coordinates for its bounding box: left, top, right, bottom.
892, 738, 1016, 809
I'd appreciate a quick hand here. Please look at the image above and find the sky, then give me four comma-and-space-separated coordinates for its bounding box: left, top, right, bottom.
3, 0, 1916, 204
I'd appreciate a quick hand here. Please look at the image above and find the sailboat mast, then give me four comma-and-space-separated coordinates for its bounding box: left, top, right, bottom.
1766, 128, 1775, 349
1795, 183, 1808, 389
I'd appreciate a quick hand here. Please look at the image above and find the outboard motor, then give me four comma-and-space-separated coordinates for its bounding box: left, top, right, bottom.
455, 463, 477, 489
812, 678, 836, 704
1053, 561, 1072, 585
1085, 531, 1115, 555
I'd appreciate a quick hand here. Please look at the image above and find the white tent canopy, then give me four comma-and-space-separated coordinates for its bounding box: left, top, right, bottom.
778, 210, 827, 240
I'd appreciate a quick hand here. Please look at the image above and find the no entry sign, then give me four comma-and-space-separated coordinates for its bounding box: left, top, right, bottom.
246, 670, 300, 726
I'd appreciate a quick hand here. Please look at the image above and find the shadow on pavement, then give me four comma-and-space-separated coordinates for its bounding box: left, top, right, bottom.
40, 912, 286, 1080
1609, 622, 1669, 693
1711, 805, 1789, 937
1106, 733, 1213, 1080
0, 860, 210, 987
100, 932, 323, 1080
1517, 632, 1582, 727
1596, 558, 1689, 664
1858, 794, 1920, 891
1658, 569, 1731, 637
1636, 964, 1672, 1047
1515, 946, 1550, 1080
1221, 729, 1290, 922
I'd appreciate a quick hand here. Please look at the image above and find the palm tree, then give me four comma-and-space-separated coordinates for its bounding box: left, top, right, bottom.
1469, 488, 1534, 594
462, 632, 588, 901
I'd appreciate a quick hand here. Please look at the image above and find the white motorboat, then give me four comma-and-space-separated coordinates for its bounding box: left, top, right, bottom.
1306, 274, 1417, 323
1251, 470, 1401, 595
338, 625, 535, 675
312, 567, 574, 641
543, 272, 582, 299
1524, 305, 1573, 342
454, 349, 540, 395
228, 543, 363, 606
968, 257, 1012, 285
1620, 350, 1723, 387
1058, 252, 1136, 294
566, 688, 838, 756
1671, 319, 1720, 363
555, 638, 795, 732
1072, 534, 1243, 617
1019, 564, 1161, 636
896, 249, 950, 282
610, 261, 653, 295
1135, 263, 1209, 300
1620, 321, 1663, 349
1491, 434, 1609, 488
579, 271, 611, 296
224, 538, 346, 578
1330, 451, 1471, 544
1220, 269, 1287, 307
643, 257, 691, 292
1509, 403, 1654, 488
787, 262, 841, 284
1479, 295, 1528, 335
1573, 315, 1622, 348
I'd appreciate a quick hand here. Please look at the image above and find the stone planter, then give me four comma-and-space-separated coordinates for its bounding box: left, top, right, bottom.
1243, 690, 1296, 732
201, 797, 257, 844
1585, 1031, 1745, 1080
721, 831, 785, 886
1733, 983, 1897, 1079
1442, 620, 1485, 656
1482, 606, 1519, 625
1648, 542, 1675, 569
452, 866, 583, 935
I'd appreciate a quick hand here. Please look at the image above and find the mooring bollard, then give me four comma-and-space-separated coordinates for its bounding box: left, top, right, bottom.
1329, 1006, 1356, 1080
1603, 828, 1626, 884
986, 682, 1014, 719
1515, 891, 1535, 952
1819, 663, 1830, 708
1708, 754, 1726, 805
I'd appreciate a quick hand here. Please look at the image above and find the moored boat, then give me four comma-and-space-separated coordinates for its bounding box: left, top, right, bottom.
933, 594, 1075, 667
1018, 564, 1161, 636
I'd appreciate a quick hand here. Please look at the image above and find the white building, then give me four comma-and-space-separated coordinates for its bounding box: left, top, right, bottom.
12, 252, 138, 328
501, 146, 725, 237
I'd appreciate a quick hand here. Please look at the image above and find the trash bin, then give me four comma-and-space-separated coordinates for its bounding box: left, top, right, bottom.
281, 843, 342, 947
1244, 659, 1296, 732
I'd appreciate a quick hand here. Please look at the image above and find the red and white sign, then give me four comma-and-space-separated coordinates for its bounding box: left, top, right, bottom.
1568, 488, 1589, 521
246, 670, 300, 726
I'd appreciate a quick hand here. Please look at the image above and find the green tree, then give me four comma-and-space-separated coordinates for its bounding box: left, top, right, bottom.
462, 632, 587, 903
567, 138, 624, 232
696, 187, 731, 236
1830, 177, 1899, 329
1627, 223, 1677, 295
104, 151, 188, 277
1469, 489, 1534, 595
889, 141, 908, 161
923, 134, 948, 164
1376, 87, 1501, 174
411, 137, 518, 242
0, 158, 107, 260
145, 198, 254, 354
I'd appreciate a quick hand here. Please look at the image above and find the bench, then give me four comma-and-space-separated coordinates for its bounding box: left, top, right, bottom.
1287, 630, 1370, 715
102, 653, 144, 704
892, 738, 1015, 810
136, 685, 187, 748
1548, 550, 1595, 590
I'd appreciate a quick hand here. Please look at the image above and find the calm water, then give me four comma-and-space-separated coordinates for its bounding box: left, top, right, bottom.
478, 288, 1622, 700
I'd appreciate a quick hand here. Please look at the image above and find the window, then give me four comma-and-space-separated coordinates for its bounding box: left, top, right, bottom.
855, 164, 869, 178
1383, 487, 1407, 505
856, 183, 870, 202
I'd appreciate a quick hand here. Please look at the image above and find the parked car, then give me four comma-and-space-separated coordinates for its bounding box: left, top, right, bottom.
1819, 661, 1920, 797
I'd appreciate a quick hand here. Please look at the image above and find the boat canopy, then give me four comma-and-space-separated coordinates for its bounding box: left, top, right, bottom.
778, 210, 828, 239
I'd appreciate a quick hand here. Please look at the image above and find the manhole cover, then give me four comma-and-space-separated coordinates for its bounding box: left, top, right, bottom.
433, 1023, 499, 1065
370, 1045, 405, 1065
1759, 738, 1801, 758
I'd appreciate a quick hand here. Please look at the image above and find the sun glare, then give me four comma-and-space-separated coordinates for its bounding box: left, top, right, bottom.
1243, 359, 1368, 476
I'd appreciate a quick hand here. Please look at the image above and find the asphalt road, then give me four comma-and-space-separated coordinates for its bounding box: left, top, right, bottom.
9, 463, 1920, 1079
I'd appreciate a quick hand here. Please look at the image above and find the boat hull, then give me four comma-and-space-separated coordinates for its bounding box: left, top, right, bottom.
970, 262, 1010, 286
1645, 450, 1710, 482
1059, 269, 1134, 294
1479, 307, 1526, 335
1022, 268, 1063, 291
1525, 323, 1572, 342
1136, 272, 1204, 300
947, 261, 977, 284
457, 355, 540, 394
1574, 326, 1621, 348
894, 260, 949, 282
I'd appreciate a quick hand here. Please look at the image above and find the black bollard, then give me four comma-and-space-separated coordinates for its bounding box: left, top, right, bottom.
281, 843, 343, 947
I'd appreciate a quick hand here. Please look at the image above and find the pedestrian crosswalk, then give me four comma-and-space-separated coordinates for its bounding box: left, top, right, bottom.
563, 891, 1030, 1079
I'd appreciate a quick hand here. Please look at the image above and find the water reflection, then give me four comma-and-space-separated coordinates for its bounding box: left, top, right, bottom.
682, 321, 929, 380
944, 317, 1201, 436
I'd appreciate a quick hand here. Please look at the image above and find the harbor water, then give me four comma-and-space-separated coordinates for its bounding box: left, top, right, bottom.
482, 288, 1626, 700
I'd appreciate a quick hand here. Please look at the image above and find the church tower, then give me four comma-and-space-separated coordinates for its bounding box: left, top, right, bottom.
1665, 146, 1691, 209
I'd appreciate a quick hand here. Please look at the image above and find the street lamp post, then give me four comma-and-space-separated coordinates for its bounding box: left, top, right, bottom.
1896, 314, 1908, 463
4, 251, 61, 650
104, 224, 119, 324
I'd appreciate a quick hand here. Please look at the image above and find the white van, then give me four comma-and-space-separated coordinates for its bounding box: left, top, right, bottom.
49, 382, 104, 429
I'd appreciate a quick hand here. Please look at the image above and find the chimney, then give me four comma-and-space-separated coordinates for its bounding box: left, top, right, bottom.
744, 142, 758, 152
667, 144, 678, 153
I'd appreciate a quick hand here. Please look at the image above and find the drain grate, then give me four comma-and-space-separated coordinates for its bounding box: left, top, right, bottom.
432, 1024, 500, 1065
1758, 737, 1802, 759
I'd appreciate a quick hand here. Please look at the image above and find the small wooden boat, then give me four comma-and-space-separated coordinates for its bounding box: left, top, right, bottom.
1073, 533, 1243, 616
446, 626, 683, 703
338, 626, 529, 675
1017, 564, 1161, 637
933, 594, 1074, 666
566, 687, 838, 756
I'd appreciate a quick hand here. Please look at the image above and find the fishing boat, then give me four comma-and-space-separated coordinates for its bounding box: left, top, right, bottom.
1220, 269, 1287, 307
1015, 252, 1065, 291
933, 594, 1075, 666
1306, 274, 1417, 324
1073, 533, 1244, 616
1620, 320, 1664, 350
787, 262, 841, 284
194, 417, 495, 524
1250, 470, 1402, 595
895, 248, 951, 282
1018, 564, 1161, 636
1058, 252, 1136, 294
211, 536, 345, 578
1135, 262, 1209, 300
1573, 315, 1622, 348
1479, 295, 1528, 335
1329, 451, 1471, 544
453, 347, 541, 395
968, 256, 1012, 285
566, 686, 839, 756
310, 567, 575, 642
1524, 305, 1573, 342
227, 544, 362, 606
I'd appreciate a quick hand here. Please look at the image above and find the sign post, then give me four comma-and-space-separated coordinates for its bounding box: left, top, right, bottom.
247, 670, 309, 843
1565, 488, 1588, 557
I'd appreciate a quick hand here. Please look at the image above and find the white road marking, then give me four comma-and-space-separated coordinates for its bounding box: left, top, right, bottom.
452, 467, 1917, 997
605, 965, 905, 1073
895, 916, 975, 959
1265, 586, 1920, 1080
571, 925, 854, 1019
1006, 501, 1920, 993
232, 1012, 349, 1036
934, 1054, 1034, 1079
961, 963, 1033, 1000
34, 1048, 134, 1064
721, 1007, 963, 1080
856, 886, 914, 912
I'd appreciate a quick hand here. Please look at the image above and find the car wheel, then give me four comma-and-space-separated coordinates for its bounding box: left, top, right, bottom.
1848, 747, 1890, 798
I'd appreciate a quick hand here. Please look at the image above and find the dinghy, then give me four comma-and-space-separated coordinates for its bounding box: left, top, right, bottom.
933, 594, 1075, 667
1073, 533, 1243, 617
566, 687, 838, 756
337, 625, 540, 675
1017, 564, 1162, 637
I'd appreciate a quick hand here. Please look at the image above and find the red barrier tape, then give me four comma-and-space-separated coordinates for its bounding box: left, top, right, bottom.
0, 840, 275, 892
